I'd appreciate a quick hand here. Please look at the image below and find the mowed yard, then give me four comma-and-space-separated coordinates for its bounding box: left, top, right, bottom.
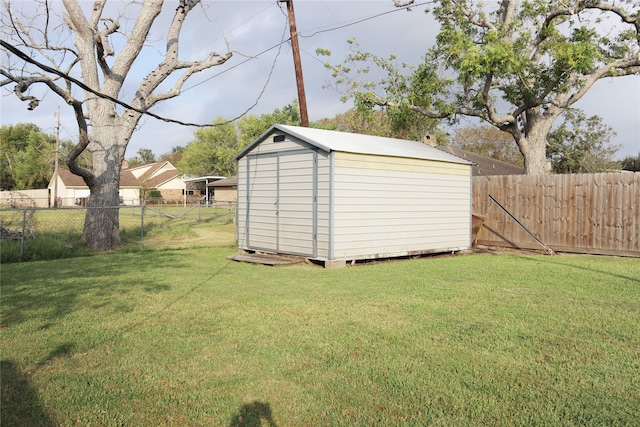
1, 219, 639, 426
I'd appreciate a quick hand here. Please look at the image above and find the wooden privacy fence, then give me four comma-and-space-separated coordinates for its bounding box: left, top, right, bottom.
472, 172, 639, 257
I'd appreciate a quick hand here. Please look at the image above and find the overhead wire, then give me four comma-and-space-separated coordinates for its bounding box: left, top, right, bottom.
213, 12, 290, 123
1, 39, 227, 128
2, 1, 432, 128
299, 1, 431, 39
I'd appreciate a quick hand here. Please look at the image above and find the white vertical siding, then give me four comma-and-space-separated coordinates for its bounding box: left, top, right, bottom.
237, 131, 472, 263
245, 134, 303, 155
276, 152, 315, 256
315, 152, 331, 259
237, 139, 322, 257
331, 152, 471, 260
237, 158, 248, 248
242, 156, 278, 251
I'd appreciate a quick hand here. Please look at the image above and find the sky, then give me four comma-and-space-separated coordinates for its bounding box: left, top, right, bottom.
1, 0, 639, 161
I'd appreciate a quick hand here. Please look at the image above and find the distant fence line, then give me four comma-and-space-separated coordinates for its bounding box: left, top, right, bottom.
0, 190, 227, 209
0, 203, 237, 261
473, 172, 639, 257
3, 173, 638, 258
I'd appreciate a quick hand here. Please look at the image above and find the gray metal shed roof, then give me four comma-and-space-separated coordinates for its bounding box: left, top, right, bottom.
234, 124, 472, 165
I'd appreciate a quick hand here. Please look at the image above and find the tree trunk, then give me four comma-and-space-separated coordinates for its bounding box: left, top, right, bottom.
83, 182, 122, 250
514, 110, 559, 175
518, 136, 551, 175
82, 122, 128, 250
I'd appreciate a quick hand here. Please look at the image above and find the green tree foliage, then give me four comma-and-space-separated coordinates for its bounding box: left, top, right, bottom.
178, 118, 239, 177
451, 125, 523, 165
236, 102, 301, 147
620, 153, 640, 172
316, 108, 448, 144
158, 146, 185, 166
322, 1, 640, 174
127, 148, 158, 167
178, 102, 301, 177
547, 110, 620, 174
0, 123, 55, 190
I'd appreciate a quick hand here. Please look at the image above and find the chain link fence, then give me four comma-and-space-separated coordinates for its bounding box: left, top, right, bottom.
0, 203, 236, 262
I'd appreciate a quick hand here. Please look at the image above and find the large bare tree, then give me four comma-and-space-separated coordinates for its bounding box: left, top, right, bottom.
324, 0, 640, 174
1, 0, 232, 249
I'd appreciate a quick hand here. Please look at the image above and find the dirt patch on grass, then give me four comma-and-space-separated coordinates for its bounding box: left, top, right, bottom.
473, 244, 551, 256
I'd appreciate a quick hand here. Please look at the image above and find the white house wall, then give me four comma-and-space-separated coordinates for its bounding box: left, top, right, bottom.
119, 188, 140, 205
331, 152, 471, 261
157, 180, 185, 190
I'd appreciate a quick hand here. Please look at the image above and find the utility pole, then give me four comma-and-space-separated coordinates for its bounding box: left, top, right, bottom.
53, 107, 60, 208
280, 0, 309, 127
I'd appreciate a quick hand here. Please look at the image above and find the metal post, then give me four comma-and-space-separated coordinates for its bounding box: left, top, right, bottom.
140, 204, 145, 250
53, 107, 60, 208
489, 194, 556, 255
20, 208, 26, 258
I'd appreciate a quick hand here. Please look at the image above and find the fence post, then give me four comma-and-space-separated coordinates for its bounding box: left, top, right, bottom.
20, 208, 26, 259
140, 203, 145, 250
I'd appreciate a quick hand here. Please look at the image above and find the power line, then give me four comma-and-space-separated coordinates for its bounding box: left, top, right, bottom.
299, 1, 432, 39
185, 1, 433, 91
220, 14, 291, 122
2, 2, 433, 129
1, 39, 234, 128
182, 38, 289, 93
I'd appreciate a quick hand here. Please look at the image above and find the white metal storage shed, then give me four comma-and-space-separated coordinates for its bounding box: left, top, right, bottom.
233, 125, 473, 267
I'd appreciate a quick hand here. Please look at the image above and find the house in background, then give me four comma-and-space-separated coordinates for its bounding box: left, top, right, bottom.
48, 161, 213, 206
207, 176, 238, 205
50, 169, 140, 206
182, 175, 227, 205
128, 161, 186, 202
234, 124, 473, 268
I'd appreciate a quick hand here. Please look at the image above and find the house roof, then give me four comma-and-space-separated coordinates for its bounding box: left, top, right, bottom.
131, 161, 167, 181
207, 176, 237, 187
55, 169, 139, 187
53, 161, 180, 189
234, 124, 472, 166
436, 146, 524, 176
120, 170, 141, 187
142, 169, 178, 188
183, 176, 226, 183
55, 169, 86, 187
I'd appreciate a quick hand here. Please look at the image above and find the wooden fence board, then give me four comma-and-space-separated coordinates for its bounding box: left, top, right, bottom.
473, 172, 640, 257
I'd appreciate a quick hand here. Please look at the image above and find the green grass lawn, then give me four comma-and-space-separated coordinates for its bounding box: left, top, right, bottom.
0, 206, 236, 262
1, 224, 639, 425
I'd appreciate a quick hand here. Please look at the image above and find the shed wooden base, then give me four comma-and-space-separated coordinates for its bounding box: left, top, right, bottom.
323, 260, 347, 269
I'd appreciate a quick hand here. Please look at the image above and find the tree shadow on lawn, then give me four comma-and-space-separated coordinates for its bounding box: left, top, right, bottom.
1, 359, 56, 426
229, 401, 277, 427
0, 250, 185, 327
515, 254, 640, 284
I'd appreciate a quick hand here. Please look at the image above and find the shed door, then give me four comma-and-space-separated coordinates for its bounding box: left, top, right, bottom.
245, 150, 317, 257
